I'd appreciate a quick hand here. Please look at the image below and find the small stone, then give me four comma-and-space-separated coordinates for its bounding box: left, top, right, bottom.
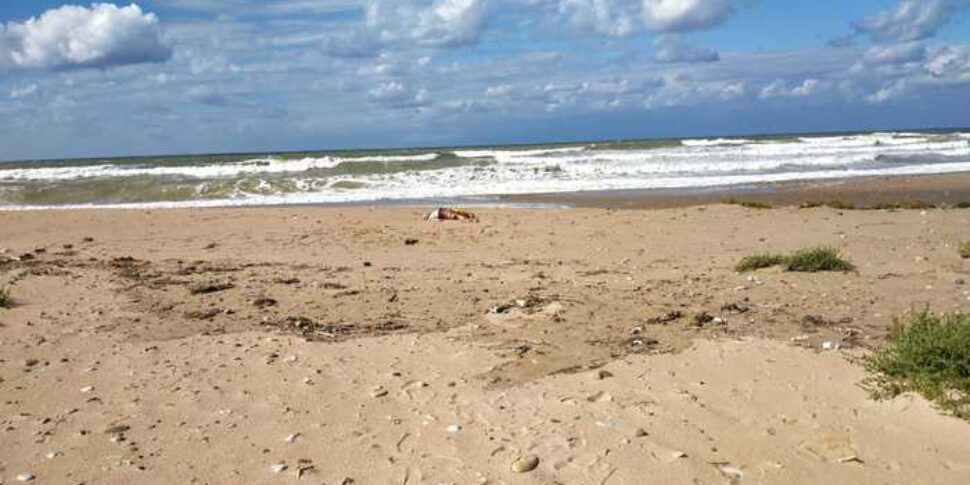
510, 454, 540, 473
17, 472, 36, 482
634, 428, 649, 437
597, 370, 614, 380
370, 387, 388, 398
404, 238, 419, 246
23, 359, 40, 368
671, 450, 688, 459
270, 463, 288, 474
955, 279, 966, 285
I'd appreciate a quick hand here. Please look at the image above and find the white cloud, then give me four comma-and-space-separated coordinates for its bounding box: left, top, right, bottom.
558, 0, 642, 37
759, 78, 831, 99
653, 35, 719, 63
863, 42, 927, 65
853, 0, 961, 43
485, 84, 513, 96
9, 83, 38, 99
366, 0, 491, 48
642, 0, 734, 33
367, 81, 432, 108
0, 3, 172, 70
557, 0, 735, 36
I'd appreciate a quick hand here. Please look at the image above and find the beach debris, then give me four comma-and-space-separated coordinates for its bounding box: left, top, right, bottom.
510, 454, 540, 473
45, 451, 63, 459
587, 390, 614, 403
446, 424, 461, 433
16, 472, 35, 482
404, 238, 420, 246
489, 295, 552, 315
253, 297, 278, 309
692, 312, 724, 327
270, 462, 288, 474
184, 308, 222, 320
427, 207, 479, 222
714, 462, 744, 482
370, 386, 389, 398
296, 459, 316, 479
720, 302, 750, 314
822, 340, 841, 351
285, 433, 301, 444
189, 281, 234, 295
648, 311, 683, 325
104, 424, 130, 435
838, 455, 865, 464
80, 386, 94, 393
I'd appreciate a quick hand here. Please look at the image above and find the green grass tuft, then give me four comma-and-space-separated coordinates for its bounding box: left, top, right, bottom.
0, 288, 9, 308
736, 246, 854, 272
724, 199, 774, 209
959, 241, 970, 259
783, 246, 855, 272
735, 254, 786, 272
865, 309, 970, 419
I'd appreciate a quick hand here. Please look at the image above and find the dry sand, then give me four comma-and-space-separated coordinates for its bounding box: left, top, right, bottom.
2, 203, 970, 484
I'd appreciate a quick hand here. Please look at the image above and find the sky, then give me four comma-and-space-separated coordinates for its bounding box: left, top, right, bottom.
1, 0, 969, 161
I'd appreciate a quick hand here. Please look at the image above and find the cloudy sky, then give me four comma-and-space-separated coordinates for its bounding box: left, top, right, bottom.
1, 0, 969, 161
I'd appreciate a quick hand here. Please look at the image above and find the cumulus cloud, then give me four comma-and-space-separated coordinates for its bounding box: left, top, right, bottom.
367, 81, 432, 108
366, 0, 491, 48
852, 0, 962, 43
558, 0, 642, 37
653, 35, 719, 63
642, 0, 734, 33
0, 3, 172, 70
557, 0, 735, 36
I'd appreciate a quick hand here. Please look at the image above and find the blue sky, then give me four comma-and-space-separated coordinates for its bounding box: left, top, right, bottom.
1, 0, 969, 160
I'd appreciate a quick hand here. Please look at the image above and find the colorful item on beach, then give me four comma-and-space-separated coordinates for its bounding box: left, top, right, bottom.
427, 207, 478, 222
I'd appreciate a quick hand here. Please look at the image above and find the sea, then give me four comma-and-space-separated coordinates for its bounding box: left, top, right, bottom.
1, 130, 969, 209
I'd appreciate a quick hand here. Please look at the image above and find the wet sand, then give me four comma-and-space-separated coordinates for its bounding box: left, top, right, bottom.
505, 172, 970, 209
2, 188, 970, 483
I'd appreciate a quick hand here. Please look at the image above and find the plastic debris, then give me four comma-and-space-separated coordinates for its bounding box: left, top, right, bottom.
427, 207, 478, 222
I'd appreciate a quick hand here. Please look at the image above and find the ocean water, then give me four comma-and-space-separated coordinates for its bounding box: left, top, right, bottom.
1, 130, 969, 209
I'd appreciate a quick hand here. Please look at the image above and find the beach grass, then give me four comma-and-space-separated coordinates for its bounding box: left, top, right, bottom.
724, 199, 774, 209
866, 309, 970, 419
736, 246, 854, 272
0, 288, 10, 308
959, 241, 970, 259
735, 254, 786, 271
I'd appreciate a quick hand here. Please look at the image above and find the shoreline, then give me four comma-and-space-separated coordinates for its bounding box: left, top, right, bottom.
3, 171, 970, 212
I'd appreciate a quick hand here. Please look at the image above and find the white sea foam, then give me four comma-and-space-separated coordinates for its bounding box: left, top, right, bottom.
0, 153, 441, 181
2, 132, 969, 209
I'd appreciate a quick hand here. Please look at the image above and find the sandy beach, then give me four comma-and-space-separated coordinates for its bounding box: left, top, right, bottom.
2, 195, 970, 483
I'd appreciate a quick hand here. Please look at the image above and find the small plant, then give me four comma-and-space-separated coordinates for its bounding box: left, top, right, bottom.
866, 309, 970, 419
0, 288, 10, 308
783, 246, 855, 272
736, 246, 854, 272
959, 241, 970, 259
954, 202, 970, 209
724, 199, 774, 209
735, 254, 786, 272
869, 200, 937, 210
